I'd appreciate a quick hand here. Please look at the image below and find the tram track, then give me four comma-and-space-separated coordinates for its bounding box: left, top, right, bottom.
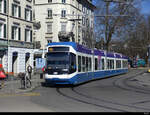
113, 70, 150, 95
56, 88, 127, 112
71, 87, 150, 111
55, 69, 150, 112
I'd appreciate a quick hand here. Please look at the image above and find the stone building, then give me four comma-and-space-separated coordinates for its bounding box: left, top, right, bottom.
0, 0, 34, 74
33, 0, 96, 51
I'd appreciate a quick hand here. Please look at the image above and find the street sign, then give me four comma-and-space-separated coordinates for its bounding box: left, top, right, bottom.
36, 58, 45, 69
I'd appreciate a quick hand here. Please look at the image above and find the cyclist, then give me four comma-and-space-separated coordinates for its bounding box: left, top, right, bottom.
18, 72, 31, 89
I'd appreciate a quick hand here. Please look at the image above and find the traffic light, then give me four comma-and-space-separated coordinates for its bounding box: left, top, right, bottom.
148, 45, 150, 59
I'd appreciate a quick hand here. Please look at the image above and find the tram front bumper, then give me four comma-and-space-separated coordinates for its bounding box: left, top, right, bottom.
45, 78, 73, 85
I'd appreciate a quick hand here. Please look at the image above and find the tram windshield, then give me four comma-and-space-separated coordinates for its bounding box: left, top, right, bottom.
46, 52, 76, 75
47, 52, 69, 66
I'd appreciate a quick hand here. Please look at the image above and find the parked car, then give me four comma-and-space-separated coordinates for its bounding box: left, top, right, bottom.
137, 59, 146, 67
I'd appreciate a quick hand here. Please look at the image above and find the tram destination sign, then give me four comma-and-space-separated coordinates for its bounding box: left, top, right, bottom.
48, 47, 69, 52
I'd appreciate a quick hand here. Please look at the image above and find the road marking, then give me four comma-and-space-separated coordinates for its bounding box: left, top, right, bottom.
0, 92, 40, 97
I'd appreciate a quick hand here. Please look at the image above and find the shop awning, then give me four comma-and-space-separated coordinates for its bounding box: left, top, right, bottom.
0, 47, 8, 51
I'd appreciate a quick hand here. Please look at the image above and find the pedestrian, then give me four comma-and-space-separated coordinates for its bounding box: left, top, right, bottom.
0, 64, 6, 89
18, 72, 25, 89
27, 64, 32, 80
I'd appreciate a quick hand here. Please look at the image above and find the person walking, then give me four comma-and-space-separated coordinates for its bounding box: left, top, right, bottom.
27, 64, 32, 80
27, 65, 32, 79
0, 64, 6, 89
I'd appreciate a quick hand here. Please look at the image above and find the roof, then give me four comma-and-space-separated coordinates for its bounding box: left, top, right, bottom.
47, 42, 128, 59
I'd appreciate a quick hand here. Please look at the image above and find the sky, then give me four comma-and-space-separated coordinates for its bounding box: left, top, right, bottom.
93, 0, 150, 15
141, 0, 150, 15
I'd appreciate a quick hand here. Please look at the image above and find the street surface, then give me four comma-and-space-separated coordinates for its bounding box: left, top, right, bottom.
0, 69, 150, 112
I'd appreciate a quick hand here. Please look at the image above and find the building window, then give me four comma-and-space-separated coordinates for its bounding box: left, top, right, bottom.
61, 10, 66, 18
47, 23, 52, 33
0, 0, 6, 14
61, 23, 66, 32
48, 0, 52, 3
0, 23, 6, 39
12, 26, 21, 40
62, 0, 66, 3
47, 40, 52, 43
12, 4, 21, 18
25, 29, 32, 42
25, 8, 32, 21
0, 0, 2, 13
47, 9, 52, 18
26, 0, 32, 3
82, 30, 85, 40
82, 17, 85, 26
82, 6, 85, 13
0, 23, 2, 38
86, 18, 89, 27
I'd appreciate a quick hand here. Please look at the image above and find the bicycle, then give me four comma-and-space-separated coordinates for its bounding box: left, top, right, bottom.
18, 72, 32, 89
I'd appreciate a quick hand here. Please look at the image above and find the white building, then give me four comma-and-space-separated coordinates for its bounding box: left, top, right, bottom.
33, 0, 96, 50
0, 0, 34, 75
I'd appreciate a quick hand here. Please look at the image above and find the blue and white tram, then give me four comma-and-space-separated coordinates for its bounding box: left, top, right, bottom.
44, 42, 128, 85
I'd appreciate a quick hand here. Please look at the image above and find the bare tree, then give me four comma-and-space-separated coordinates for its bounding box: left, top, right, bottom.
95, 0, 141, 51
84, 26, 94, 49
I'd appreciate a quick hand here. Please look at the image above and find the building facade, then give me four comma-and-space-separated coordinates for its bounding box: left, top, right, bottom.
33, 0, 96, 50
0, 0, 34, 74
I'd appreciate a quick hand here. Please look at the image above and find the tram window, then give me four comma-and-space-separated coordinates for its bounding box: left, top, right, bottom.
116, 60, 121, 69
111, 60, 114, 69
70, 53, 76, 74
107, 59, 110, 69
95, 58, 98, 70
123, 60, 128, 68
89, 57, 92, 71
86, 57, 88, 71
82, 56, 86, 72
107, 59, 114, 69
102, 59, 105, 70
78, 56, 81, 72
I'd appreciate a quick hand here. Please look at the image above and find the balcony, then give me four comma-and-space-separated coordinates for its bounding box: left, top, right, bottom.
58, 31, 75, 42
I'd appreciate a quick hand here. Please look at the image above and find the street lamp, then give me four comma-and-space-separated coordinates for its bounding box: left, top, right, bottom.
148, 45, 150, 68
68, 18, 81, 43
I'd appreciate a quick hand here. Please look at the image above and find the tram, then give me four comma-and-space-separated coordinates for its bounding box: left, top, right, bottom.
44, 42, 128, 85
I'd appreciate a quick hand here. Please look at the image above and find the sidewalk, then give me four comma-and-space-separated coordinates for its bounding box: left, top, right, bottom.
0, 72, 44, 94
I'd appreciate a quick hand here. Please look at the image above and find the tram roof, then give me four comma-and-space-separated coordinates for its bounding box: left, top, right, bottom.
47, 42, 128, 59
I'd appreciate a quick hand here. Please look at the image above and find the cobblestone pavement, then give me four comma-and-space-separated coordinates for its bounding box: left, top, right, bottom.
0, 73, 44, 94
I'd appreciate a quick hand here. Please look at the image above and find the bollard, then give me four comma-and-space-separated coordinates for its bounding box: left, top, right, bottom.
1, 80, 4, 88
40, 73, 43, 79
24, 74, 27, 89
148, 69, 150, 73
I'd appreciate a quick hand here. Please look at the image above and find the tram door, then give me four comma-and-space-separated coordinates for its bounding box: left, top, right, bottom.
86, 57, 92, 80
88, 57, 92, 80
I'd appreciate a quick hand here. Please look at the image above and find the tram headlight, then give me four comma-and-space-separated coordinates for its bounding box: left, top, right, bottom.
62, 69, 68, 71
48, 66, 52, 69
